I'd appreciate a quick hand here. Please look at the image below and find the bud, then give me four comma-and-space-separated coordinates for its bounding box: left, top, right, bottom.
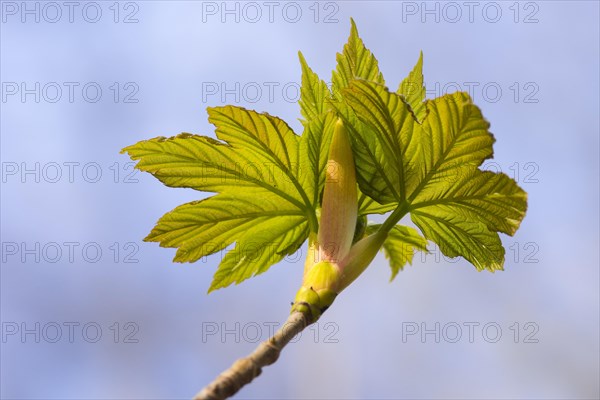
291, 260, 340, 321
318, 118, 358, 262
291, 118, 387, 323
338, 230, 387, 291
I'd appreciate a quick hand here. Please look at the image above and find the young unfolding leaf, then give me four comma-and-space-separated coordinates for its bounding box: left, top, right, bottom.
299, 112, 336, 207
398, 51, 427, 123
145, 191, 308, 291
123, 18, 527, 295
298, 51, 330, 126
151, 19, 530, 399
122, 106, 320, 291
366, 224, 428, 280
332, 18, 384, 95
299, 43, 394, 221
337, 82, 526, 271
333, 80, 420, 204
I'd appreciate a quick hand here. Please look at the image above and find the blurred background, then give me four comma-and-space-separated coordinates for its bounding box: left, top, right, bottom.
1, 1, 599, 399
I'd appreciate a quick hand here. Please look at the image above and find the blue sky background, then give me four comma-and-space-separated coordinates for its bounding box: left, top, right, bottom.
1, 1, 599, 399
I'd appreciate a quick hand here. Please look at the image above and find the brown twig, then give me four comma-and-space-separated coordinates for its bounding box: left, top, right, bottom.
193, 311, 309, 400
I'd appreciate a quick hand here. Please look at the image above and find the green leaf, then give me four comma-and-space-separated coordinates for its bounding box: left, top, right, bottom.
208, 220, 305, 292
411, 210, 504, 271
123, 106, 320, 290
206, 196, 309, 292
367, 224, 428, 280
299, 112, 336, 207
328, 20, 393, 208
121, 107, 310, 212
411, 170, 527, 236
145, 191, 305, 263
334, 79, 419, 204
332, 18, 384, 98
340, 82, 498, 205
207, 106, 301, 191
398, 51, 427, 123
407, 92, 496, 200
124, 19, 528, 290
339, 81, 527, 272
359, 194, 395, 215
298, 51, 331, 126
408, 170, 526, 271
121, 133, 252, 193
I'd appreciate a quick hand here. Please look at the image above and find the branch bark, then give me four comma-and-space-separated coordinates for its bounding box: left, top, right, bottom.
194, 311, 310, 400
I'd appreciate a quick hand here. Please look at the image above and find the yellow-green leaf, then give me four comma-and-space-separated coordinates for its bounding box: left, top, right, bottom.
123, 19, 528, 290
367, 224, 428, 280
299, 112, 337, 207
298, 51, 331, 126
411, 209, 504, 271
208, 212, 308, 292
331, 18, 384, 98
339, 81, 526, 272
145, 191, 305, 264
122, 106, 319, 291
398, 51, 427, 123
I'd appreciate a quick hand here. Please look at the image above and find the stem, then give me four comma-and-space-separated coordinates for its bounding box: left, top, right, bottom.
193, 311, 309, 400
195, 202, 409, 399
378, 202, 409, 234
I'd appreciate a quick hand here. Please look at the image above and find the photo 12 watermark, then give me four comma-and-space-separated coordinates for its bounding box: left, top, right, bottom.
200, 1, 340, 24
2, 321, 140, 343
401, 321, 540, 344
2, 161, 139, 184
1, 241, 141, 264
1, 82, 140, 104
200, 81, 540, 105
1, 1, 140, 23
202, 321, 339, 344
399, 2, 540, 24
426, 81, 540, 104
481, 161, 540, 184
417, 241, 539, 265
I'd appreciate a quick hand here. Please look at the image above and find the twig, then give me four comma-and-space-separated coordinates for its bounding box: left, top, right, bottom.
194, 311, 310, 400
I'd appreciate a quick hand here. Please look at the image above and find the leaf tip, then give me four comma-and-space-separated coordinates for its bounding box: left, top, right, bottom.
120, 142, 140, 157
206, 285, 217, 294
208, 275, 230, 294
298, 50, 306, 63
349, 17, 357, 32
